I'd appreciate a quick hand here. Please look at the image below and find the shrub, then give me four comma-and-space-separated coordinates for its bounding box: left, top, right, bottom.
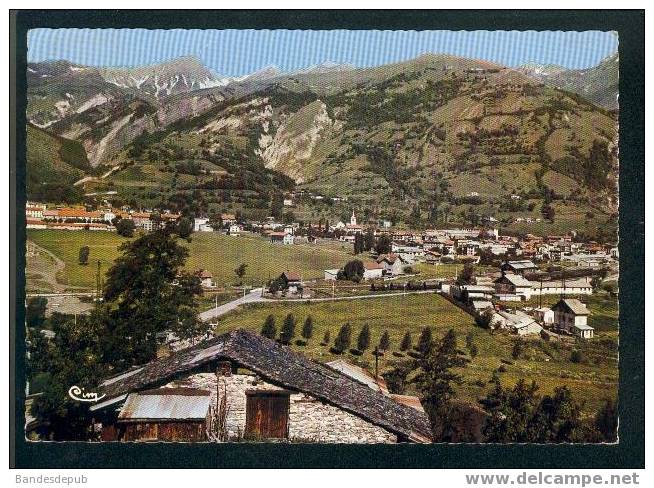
400, 331, 412, 351
570, 349, 585, 363
78, 246, 90, 265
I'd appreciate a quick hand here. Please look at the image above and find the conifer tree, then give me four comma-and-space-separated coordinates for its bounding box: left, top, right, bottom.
261, 314, 276, 339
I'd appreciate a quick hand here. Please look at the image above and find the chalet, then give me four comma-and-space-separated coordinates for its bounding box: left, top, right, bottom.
91, 330, 432, 443
424, 250, 442, 265
453, 284, 495, 303
494, 273, 533, 301
551, 299, 594, 339
283, 234, 294, 245
471, 300, 494, 313
501, 260, 538, 275
279, 272, 302, 293
362, 262, 384, 280
194, 218, 213, 232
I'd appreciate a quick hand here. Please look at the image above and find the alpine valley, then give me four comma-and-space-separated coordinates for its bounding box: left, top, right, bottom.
26, 53, 619, 238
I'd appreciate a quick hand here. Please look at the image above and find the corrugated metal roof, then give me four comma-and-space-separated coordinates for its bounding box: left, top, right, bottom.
118, 389, 211, 421
326, 359, 388, 393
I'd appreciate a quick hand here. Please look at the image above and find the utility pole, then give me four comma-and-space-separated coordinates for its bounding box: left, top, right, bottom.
374, 346, 379, 379
95, 260, 101, 304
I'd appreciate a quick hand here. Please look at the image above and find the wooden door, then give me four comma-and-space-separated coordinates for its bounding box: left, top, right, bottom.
245, 391, 290, 439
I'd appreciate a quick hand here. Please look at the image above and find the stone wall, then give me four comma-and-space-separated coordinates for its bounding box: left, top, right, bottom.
215, 374, 397, 444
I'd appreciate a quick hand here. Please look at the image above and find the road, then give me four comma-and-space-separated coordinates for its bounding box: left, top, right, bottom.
199, 288, 268, 322
199, 288, 438, 322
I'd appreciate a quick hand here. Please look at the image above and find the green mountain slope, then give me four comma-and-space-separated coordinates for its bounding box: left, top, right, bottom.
26, 124, 89, 200
27, 54, 619, 238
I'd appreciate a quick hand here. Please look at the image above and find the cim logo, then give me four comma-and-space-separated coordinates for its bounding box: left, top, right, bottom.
68, 385, 106, 403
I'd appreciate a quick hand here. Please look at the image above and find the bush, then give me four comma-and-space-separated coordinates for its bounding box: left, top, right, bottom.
301, 316, 314, 341
78, 246, 90, 265
570, 349, 585, 363
116, 219, 136, 237
512, 339, 525, 359
400, 331, 412, 351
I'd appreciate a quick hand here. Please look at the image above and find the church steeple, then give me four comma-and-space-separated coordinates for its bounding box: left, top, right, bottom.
350, 210, 357, 226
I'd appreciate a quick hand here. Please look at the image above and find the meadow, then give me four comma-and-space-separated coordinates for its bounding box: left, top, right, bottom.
213, 293, 618, 414
26, 229, 354, 291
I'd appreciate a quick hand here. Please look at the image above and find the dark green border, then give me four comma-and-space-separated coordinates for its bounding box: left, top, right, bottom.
10, 10, 644, 469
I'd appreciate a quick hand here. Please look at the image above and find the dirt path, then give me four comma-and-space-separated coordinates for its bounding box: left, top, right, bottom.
26, 240, 67, 293
26, 240, 88, 294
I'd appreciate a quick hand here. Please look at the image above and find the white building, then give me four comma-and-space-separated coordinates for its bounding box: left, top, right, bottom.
228, 224, 242, 236
194, 218, 214, 232
362, 262, 384, 280
551, 299, 594, 339
324, 269, 340, 281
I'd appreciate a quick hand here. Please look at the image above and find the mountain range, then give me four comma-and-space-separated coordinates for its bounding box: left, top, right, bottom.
26, 52, 619, 237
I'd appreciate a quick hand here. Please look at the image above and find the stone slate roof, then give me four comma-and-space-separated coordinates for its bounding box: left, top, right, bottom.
95, 329, 432, 442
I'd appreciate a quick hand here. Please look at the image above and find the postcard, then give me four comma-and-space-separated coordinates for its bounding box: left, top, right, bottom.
18, 24, 624, 449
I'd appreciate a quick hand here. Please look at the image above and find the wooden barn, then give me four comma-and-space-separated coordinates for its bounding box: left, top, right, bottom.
107, 388, 212, 442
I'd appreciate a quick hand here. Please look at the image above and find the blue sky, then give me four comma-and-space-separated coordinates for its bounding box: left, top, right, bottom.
27, 29, 618, 76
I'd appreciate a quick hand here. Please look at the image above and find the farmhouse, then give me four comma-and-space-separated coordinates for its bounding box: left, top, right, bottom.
494, 273, 533, 301
195, 270, 214, 288
279, 271, 303, 293
91, 330, 432, 443
551, 299, 594, 338
362, 262, 384, 280
376, 253, 407, 276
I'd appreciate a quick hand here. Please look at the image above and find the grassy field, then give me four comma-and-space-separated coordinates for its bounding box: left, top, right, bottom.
213, 293, 618, 414
502, 292, 619, 334
26, 230, 355, 290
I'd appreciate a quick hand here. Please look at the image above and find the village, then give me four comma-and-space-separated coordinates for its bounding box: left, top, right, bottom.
25, 196, 617, 344
24, 194, 619, 443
